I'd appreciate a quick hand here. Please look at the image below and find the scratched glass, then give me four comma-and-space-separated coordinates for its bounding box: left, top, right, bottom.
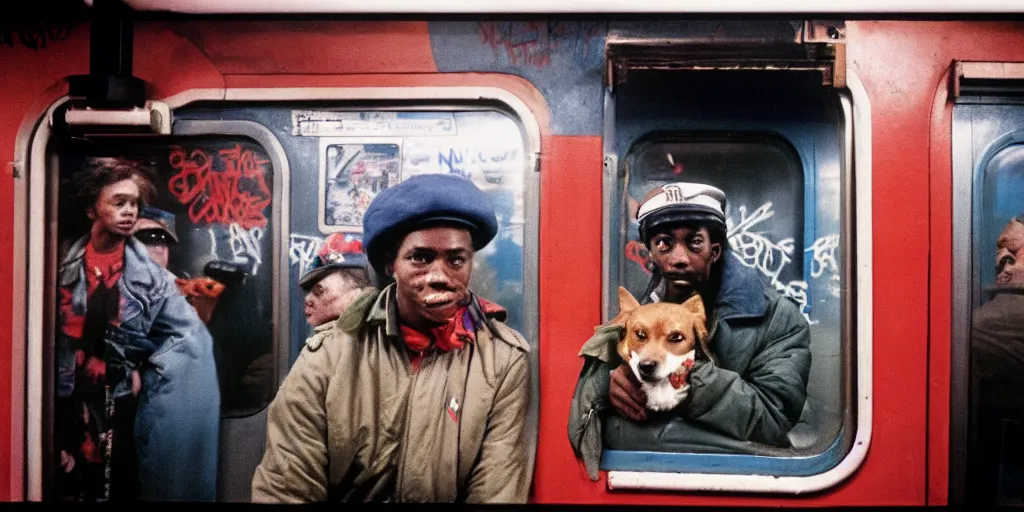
610, 133, 844, 457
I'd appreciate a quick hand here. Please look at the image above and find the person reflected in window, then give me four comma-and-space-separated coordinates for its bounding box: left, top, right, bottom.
237, 234, 375, 409
131, 206, 178, 270
568, 181, 811, 480
252, 174, 534, 503
299, 233, 374, 329
131, 207, 227, 325
54, 157, 219, 502
969, 214, 1024, 504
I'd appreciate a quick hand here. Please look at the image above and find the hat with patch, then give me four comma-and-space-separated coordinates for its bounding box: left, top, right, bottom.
132, 206, 179, 244
362, 173, 498, 273
636, 182, 727, 244
299, 233, 369, 290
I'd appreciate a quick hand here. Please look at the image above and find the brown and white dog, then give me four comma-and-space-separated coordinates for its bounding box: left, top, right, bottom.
610, 286, 713, 412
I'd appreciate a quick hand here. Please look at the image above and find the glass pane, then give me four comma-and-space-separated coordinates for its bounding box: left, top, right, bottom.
56, 137, 277, 421
605, 131, 844, 459
968, 138, 1024, 506
287, 109, 528, 356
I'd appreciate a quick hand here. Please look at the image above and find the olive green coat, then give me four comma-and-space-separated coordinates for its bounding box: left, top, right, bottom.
252, 285, 534, 503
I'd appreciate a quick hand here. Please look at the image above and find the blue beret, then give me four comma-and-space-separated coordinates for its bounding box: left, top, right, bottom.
362, 174, 498, 271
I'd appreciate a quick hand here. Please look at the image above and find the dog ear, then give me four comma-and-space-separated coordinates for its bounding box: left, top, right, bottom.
681, 293, 705, 318
608, 286, 641, 327
683, 294, 715, 363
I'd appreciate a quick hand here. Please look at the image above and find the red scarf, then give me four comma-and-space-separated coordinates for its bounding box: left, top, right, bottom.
399, 297, 506, 371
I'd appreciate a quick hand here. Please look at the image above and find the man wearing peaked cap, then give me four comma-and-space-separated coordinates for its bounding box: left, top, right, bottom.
298, 233, 373, 328
568, 180, 812, 480
132, 206, 179, 269
253, 173, 534, 504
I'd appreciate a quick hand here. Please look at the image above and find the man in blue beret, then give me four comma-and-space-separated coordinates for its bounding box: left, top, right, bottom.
253, 173, 535, 504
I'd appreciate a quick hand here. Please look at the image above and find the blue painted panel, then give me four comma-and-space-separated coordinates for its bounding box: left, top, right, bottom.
429, 21, 607, 136
601, 432, 844, 476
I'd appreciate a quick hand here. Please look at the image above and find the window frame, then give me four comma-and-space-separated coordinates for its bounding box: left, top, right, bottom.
598, 72, 873, 494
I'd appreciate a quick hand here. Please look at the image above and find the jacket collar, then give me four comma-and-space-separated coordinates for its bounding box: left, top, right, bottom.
59, 234, 161, 292
645, 254, 768, 321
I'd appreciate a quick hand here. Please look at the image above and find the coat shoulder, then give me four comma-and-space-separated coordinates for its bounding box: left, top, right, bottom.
488, 320, 531, 354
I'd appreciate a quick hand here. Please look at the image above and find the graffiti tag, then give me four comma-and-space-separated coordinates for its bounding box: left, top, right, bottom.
477, 21, 603, 69
207, 224, 265, 276
289, 234, 324, 278
1, 21, 73, 50
167, 144, 272, 229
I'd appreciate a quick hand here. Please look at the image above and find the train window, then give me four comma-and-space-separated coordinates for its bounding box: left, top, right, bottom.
951, 80, 1024, 506
54, 137, 280, 419
288, 108, 532, 363
49, 133, 281, 501
588, 69, 860, 485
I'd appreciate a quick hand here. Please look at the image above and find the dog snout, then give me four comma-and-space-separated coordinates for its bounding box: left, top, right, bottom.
637, 359, 658, 379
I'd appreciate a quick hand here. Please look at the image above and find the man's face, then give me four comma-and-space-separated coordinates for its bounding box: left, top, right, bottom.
134, 228, 175, 268
390, 226, 474, 328
91, 179, 140, 238
304, 271, 360, 327
647, 224, 722, 297
996, 220, 1024, 286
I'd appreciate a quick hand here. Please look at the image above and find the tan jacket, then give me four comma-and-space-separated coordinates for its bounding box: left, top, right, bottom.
251, 285, 534, 503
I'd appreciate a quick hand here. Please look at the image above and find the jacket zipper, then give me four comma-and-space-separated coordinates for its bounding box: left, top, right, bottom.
395, 347, 426, 502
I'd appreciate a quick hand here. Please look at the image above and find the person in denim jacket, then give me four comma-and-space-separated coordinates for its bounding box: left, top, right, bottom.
55, 157, 220, 502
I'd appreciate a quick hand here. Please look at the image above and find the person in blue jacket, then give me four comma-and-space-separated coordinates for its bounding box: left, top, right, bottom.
55, 156, 220, 502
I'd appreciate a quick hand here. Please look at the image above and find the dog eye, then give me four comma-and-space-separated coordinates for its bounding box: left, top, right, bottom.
669, 333, 684, 343
635, 330, 646, 340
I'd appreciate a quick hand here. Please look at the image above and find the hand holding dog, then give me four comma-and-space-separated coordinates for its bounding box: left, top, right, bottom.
610, 364, 648, 422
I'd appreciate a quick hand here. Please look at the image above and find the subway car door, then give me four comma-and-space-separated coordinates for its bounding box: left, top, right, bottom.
950, 61, 1024, 507
26, 92, 541, 502
32, 108, 287, 502
595, 20, 870, 494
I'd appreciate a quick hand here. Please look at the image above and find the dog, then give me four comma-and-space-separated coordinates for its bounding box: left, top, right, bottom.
610, 286, 713, 412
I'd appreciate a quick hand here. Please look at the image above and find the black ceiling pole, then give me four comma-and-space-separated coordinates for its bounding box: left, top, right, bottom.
66, 0, 146, 109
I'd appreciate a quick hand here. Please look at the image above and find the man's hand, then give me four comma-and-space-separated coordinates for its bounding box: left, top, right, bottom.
609, 364, 648, 421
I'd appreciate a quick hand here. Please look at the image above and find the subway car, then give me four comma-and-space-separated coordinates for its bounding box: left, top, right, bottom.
3, 0, 1024, 506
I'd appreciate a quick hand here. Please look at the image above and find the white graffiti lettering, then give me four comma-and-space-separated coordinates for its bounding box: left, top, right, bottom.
805, 234, 840, 279
726, 202, 812, 323
207, 223, 265, 276
289, 234, 324, 278
228, 224, 265, 276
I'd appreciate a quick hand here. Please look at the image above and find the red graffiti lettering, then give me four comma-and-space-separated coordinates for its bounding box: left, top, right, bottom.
167, 144, 272, 229
477, 21, 601, 69
625, 241, 652, 275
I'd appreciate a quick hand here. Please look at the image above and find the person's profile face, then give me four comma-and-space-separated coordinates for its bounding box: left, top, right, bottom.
304, 271, 359, 327
996, 220, 1024, 286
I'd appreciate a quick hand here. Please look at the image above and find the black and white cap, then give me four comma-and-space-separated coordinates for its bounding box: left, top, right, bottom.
636, 182, 727, 243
